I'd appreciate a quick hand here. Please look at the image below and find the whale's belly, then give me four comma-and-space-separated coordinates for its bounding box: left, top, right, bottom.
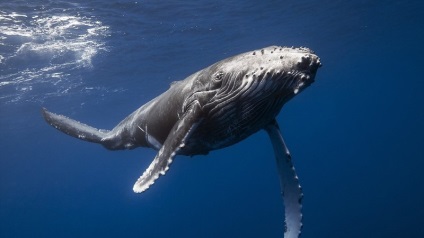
180, 94, 285, 155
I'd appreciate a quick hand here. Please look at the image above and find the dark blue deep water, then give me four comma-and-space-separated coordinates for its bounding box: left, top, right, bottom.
1, 1, 424, 237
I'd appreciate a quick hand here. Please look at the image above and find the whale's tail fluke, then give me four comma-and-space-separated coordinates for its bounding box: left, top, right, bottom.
41, 107, 111, 147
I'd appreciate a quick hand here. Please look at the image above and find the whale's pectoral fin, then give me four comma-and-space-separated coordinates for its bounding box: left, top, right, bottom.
41, 107, 109, 144
265, 120, 303, 238
133, 102, 203, 193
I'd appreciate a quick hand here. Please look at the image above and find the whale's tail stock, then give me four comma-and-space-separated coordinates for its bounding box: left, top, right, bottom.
41, 108, 113, 148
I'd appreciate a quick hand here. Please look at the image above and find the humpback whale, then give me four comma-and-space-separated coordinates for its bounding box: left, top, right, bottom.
42, 46, 321, 238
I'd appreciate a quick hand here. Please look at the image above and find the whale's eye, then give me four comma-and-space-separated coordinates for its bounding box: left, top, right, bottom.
214, 72, 224, 81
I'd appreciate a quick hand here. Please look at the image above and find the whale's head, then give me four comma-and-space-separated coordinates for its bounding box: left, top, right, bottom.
216, 46, 320, 96
179, 45, 322, 150
200, 46, 321, 115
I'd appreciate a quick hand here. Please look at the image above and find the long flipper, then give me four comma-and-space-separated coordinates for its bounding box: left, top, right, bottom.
265, 121, 303, 238
133, 102, 203, 193
41, 108, 109, 144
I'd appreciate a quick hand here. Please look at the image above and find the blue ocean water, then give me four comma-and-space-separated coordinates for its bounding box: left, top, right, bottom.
1, 0, 424, 237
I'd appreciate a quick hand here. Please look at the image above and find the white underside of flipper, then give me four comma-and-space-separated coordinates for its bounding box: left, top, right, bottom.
265, 122, 303, 238
133, 146, 174, 193
133, 102, 202, 193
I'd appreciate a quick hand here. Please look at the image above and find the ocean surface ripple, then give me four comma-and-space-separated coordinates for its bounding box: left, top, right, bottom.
0, 1, 110, 103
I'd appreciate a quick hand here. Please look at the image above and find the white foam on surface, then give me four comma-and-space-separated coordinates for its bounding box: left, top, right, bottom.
0, 9, 110, 103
